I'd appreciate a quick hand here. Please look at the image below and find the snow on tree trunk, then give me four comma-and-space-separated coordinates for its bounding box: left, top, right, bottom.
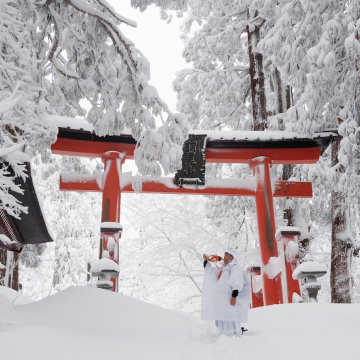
0, 249, 19, 290
273, 69, 296, 230
0, 250, 5, 286
330, 140, 352, 303
282, 164, 294, 226
272, 68, 292, 130
247, 11, 267, 131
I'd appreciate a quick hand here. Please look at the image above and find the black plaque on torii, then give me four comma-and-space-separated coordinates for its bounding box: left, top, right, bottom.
174, 134, 207, 187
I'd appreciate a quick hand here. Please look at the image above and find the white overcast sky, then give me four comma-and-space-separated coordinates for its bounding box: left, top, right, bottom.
109, 2, 188, 111
106, 2, 188, 173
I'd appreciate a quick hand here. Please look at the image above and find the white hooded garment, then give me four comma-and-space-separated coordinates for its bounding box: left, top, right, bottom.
201, 260, 251, 322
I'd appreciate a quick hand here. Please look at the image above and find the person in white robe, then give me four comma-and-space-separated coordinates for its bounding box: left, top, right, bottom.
201, 249, 251, 337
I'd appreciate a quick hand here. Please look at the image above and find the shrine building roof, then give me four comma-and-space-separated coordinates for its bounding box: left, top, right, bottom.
0, 163, 53, 253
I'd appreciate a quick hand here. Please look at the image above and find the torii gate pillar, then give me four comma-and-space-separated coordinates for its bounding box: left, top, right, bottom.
99, 151, 124, 292
250, 157, 283, 305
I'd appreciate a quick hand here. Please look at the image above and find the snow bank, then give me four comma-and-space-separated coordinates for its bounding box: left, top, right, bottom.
0, 294, 23, 331
0, 286, 359, 360
0, 286, 33, 305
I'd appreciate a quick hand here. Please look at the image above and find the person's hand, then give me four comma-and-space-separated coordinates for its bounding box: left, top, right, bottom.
230, 297, 236, 306
203, 254, 209, 261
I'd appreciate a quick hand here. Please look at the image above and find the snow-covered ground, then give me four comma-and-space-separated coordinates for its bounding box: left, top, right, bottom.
1, 286, 359, 360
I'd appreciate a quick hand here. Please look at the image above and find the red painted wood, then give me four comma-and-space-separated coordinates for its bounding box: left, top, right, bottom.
247, 268, 264, 308
273, 180, 312, 198
205, 147, 321, 165
60, 176, 313, 198
52, 138, 135, 159
250, 157, 284, 305
51, 138, 322, 164
283, 235, 301, 303
286, 261, 301, 303
100, 152, 123, 292
60, 176, 100, 191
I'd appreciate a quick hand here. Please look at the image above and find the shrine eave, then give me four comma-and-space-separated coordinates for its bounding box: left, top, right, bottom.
0, 163, 54, 253
51, 127, 339, 164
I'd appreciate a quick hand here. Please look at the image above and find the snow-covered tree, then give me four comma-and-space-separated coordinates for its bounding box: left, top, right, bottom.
258, 0, 360, 302
18, 154, 102, 299
132, 0, 360, 303
2, 0, 190, 292
119, 192, 259, 313
1, 0, 189, 224
34, 0, 189, 177
0, 0, 56, 218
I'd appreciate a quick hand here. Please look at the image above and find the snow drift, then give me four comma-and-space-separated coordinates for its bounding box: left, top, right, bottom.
0, 286, 359, 360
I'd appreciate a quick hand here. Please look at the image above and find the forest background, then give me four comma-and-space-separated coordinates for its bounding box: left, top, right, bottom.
1, 0, 360, 312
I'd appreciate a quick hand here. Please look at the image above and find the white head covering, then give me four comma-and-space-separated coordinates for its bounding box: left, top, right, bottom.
225, 249, 238, 261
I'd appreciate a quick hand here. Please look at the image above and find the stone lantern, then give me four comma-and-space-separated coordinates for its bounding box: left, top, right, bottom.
292, 255, 327, 303
91, 251, 120, 291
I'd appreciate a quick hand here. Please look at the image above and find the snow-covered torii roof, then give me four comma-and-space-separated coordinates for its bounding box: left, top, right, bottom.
47, 114, 339, 164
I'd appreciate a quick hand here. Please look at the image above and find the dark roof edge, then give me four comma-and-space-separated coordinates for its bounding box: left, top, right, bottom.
10, 163, 54, 245
57, 127, 341, 154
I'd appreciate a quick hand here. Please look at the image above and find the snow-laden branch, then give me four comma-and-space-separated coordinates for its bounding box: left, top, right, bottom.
0, 94, 23, 113
62, 0, 142, 105
47, 5, 60, 62
64, 0, 136, 63
0, 81, 23, 113
0, 142, 25, 158
94, 0, 137, 27
52, 57, 80, 79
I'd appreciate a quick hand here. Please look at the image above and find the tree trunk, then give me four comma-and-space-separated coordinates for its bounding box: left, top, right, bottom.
274, 68, 295, 227
0, 249, 6, 285
282, 164, 294, 226
247, 12, 267, 131
0, 249, 19, 290
330, 140, 352, 303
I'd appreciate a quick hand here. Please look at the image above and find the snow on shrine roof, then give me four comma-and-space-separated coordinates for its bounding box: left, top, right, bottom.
191, 129, 338, 141
199, 130, 340, 155
46, 114, 94, 132
47, 114, 340, 153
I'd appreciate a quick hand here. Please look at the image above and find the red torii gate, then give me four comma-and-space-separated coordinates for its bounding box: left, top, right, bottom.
51, 125, 335, 305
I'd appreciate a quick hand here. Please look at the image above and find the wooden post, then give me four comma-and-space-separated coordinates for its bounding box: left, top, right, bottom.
276, 228, 302, 303
100, 151, 124, 292
246, 265, 264, 308
250, 156, 283, 305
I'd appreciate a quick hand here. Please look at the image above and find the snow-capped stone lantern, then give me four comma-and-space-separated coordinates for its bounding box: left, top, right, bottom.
91, 251, 120, 291
292, 255, 327, 303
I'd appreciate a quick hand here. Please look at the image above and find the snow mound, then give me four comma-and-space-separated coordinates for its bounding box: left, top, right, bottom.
0, 286, 34, 305
0, 286, 359, 360
0, 295, 23, 331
